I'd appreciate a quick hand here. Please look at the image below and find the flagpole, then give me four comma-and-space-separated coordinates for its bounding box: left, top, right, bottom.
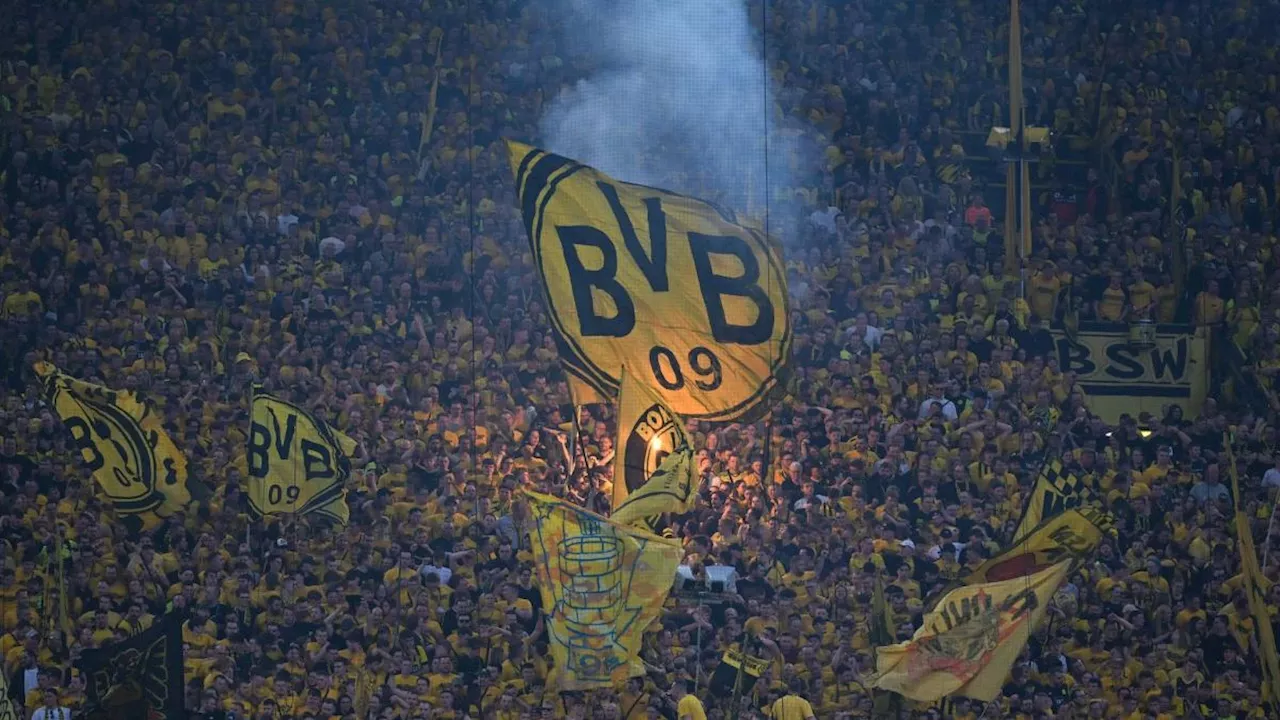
727, 635, 754, 720
1264, 490, 1279, 569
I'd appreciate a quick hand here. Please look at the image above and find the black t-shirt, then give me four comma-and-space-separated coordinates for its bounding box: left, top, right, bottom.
736, 576, 775, 604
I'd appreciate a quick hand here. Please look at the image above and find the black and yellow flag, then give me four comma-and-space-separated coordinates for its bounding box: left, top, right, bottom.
35, 363, 196, 533
0, 662, 19, 720
870, 573, 903, 718
506, 140, 791, 423
610, 368, 697, 525
970, 507, 1113, 583
874, 561, 1069, 702
79, 612, 184, 720
1012, 460, 1100, 541
525, 491, 682, 690
870, 573, 896, 647
709, 646, 769, 697
248, 389, 356, 525
1226, 437, 1280, 710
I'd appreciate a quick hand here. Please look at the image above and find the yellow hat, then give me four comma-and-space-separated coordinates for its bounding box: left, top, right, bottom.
234, 352, 253, 364
514, 599, 533, 613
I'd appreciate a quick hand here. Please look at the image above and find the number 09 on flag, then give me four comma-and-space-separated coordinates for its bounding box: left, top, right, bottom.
507, 141, 791, 422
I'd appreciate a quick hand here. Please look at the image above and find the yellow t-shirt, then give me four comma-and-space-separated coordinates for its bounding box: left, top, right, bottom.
677, 695, 708, 720
770, 695, 816, 720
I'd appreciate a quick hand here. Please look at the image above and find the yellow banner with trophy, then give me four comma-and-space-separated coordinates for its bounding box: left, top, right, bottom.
525, 491, 682, 690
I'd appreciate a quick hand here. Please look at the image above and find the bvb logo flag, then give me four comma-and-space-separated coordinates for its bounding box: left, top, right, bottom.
610, 368, 696, 524
248, 389, 357, 526
1012, 460, 1101, 542
78, 612, 184, 720
873, 561, 1070, 703
506, 140, 791, 423
34, 363, 196, 533
970, 507, 1113, 584
525, 490, 683, 690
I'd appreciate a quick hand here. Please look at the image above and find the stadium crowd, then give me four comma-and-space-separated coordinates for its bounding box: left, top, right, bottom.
3, 0, 1280, 718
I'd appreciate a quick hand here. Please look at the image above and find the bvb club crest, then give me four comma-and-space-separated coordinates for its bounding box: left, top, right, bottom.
622, 403, 684, 494
508, 141, 792, 423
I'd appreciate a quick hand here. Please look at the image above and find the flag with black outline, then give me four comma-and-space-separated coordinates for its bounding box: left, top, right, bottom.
506, 140, 791, 424
35, 363, 201, 533
78, 612, 184, 720
610, 368, 696, 527
248, 388, 356, 525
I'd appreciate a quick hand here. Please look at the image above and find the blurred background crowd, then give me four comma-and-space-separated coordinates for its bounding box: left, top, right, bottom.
3, 0, 1280, 718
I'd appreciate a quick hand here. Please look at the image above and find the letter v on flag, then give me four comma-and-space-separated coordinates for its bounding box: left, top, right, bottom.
506, 140, 791, 423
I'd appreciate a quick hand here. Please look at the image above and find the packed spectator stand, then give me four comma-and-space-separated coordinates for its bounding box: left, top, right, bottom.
2, 0, 1280, 718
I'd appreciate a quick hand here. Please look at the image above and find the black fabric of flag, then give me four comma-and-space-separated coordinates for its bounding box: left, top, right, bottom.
78, 612, 184, 720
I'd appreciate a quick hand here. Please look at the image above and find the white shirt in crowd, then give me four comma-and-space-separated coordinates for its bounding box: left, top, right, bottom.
918, 396, 958, 421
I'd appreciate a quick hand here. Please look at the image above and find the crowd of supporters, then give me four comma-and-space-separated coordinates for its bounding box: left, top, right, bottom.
3, 0, 1280, 718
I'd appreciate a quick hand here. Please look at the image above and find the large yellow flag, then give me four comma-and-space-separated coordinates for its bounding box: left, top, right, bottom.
874, 561, 1070, 702
524, 490, 682, 690
506, 140, 791, 423
1226, 438, 1280, 709
1013, 460, 1100, 541
970, 507, 1112, 583
610, 368, 696, 521
248, 389, 357, 526
35, 363, 195, 532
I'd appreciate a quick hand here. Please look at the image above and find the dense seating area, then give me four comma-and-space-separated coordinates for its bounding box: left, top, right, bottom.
2, 0, 1280, 718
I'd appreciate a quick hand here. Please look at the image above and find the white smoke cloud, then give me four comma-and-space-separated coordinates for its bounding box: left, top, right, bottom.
537, 0, 819, 233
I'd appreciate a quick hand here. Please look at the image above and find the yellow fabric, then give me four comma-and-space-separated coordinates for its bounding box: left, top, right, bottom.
35, 363, 192, 531
874, 561, 1070, 702
769, 695, 816, 719
248, 389, 357, 525
677, 695, 707, 720
506, 140, 791, 423
971, 508, 1112, 583
1226, 439, 1280, 708
524, 491, 682, 690
611, 368, 696, 523
1014, 460, 1101, 541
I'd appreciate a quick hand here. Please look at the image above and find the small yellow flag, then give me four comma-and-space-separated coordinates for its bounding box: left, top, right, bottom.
611, 368, 696, 524
1012, 460, 1100, 541
248, 388, 357, 525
